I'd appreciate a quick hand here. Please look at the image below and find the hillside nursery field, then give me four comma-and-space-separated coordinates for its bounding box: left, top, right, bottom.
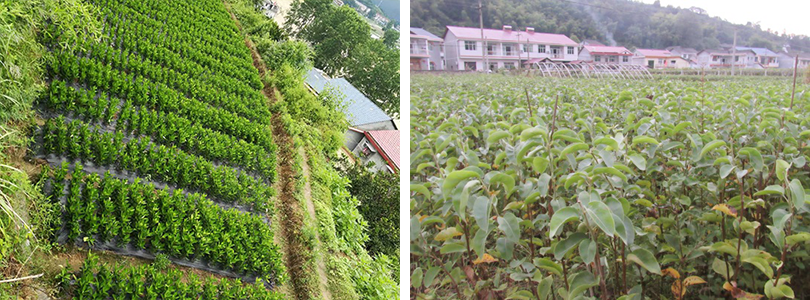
1, 0, 398, 298
410, 74, 810, 299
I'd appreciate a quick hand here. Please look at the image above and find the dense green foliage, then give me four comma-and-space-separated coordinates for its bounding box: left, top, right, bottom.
411, 0, 810, 52
342, 162, 400, 257
58, 254, 284, 299
45, 164, 284, 280
19, 0, 289, 294
286, 0, 400, 117
411, 74, 810, 299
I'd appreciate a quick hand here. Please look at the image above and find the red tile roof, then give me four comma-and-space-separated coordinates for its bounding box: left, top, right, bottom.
635, 48, 673, 57
583, 45, 633, 56
445, 26, 578, 46
366, 130, 400, 171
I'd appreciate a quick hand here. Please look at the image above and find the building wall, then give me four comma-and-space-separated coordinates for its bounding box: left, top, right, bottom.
429, 40, 444, 70
777, 54, 810, 69
445, 30, 578, 70
344, 130, 365, 151
351, 137, 393, 173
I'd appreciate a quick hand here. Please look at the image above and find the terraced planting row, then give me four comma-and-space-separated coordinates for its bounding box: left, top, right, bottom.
34, 0, 286, 291
410, 74, 810, 299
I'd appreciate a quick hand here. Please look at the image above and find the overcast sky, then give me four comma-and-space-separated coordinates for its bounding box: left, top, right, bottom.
638, 0, 810, 37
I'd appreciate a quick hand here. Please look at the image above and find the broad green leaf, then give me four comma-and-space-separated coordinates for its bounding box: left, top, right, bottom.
567, 271, 598, 298
719, 164, 735, 179
585, 201, 616, 237
458, 180, 480, 221
629, 154, 647, 171
421, 216, 445, 226
627, 248, 661, 275
776, 159, 790, 183
739, 147, 763, 171
473, 196, 491, 233
561, 142, 589, 157
521, 127, 547, 141
498, 212, 521, 244
593, 166, 628, 182
711, 258, 733, 279
789, 179, 805, 210
411, 184, 430, 198
754, 185, 785, 196
594, 136, 618, 149
532, 157, 549, 174
423, 267, 441, 288
699, 140, 726, 159
549, 207, 580, 238
440, 242, 467, 254
742, 255, 773, 278
537, 173, 552, 197
765, 279, 795, 299
553, 232, 588, 260
632, 136, 659, 146
579, 239, 596, 265
442, 170, 480, 197
410, 215, 421, 241
411, 267, 423, 288
537, 276, 553, 299
487, 130, 511, 144
786, 232, 810, 246
491, 173, 516, 196
533, 258, 563, 277
472, 229, 488, 257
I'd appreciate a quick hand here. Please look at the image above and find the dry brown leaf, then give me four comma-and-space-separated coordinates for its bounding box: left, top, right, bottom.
683, 276, 706, 286
713, 203, 738, 217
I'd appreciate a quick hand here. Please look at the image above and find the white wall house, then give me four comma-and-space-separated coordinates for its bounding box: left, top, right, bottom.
579, 45, 635, 65
443, 25, 579, 71
695, 49, 756, 69
410, 28, 444, 70
735, 47, 779, 68
777, 52, 810, 69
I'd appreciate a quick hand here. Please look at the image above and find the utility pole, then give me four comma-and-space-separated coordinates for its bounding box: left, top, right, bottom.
731, 30, 737, 76
478, 0, 487, 72
517, 30, 522, 70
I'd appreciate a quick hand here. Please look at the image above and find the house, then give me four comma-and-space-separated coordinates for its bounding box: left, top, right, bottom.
777, 51, 810, 69
410, 27, 444, 70
579, 45, 634, 64
373, 13, 389, 25
349, 129, 400, 173
354, 1, 369, 14
333, 0, 343, 6
633, 48, 690, 68
666, 46, 699, 66
442, 25, 579, 71
304, 68, 397, 153
695, 48, 756, 68
734, 47, 779, 68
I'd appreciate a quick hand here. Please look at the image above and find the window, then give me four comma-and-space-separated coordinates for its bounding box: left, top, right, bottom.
429, 43, 434, 51
464, 61, 477, 70
429, 62, 435, 70
622, 56, 629, 63
712, 56, 718, 62
487, 44, 495, 55
609, 56, 616, 62
504, 62, 515, 69
464, 41, 476, 51
567, 46, 574, 54
671, 60, 676, 64
504, 45, 513, 56
523, 44, 530, 53
595, 55, 601, 62
489, 63, 498, 70
735, 56, 739, 62
658, 59, 664, 64
538, 45, 546, 53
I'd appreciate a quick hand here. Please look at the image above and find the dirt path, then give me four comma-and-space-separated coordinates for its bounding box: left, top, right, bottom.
298, 147, 332, 300
224, 3, 330, 299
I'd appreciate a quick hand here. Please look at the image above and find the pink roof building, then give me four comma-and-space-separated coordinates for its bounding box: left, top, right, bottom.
441, 25, 580, 71
578, 45, 635, 64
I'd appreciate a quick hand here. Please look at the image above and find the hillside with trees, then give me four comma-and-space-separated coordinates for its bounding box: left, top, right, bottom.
411, 0, 810, 53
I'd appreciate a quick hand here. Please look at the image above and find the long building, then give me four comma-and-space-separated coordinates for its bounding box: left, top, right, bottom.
443, 25, 579, 71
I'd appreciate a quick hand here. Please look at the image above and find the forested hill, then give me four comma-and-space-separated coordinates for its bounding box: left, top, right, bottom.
411, 0, 810, 53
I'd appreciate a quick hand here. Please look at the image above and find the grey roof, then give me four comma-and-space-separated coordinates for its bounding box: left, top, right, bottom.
410, 27, 443, 41
735, 47, 778, 56
304, 69, 392, 127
